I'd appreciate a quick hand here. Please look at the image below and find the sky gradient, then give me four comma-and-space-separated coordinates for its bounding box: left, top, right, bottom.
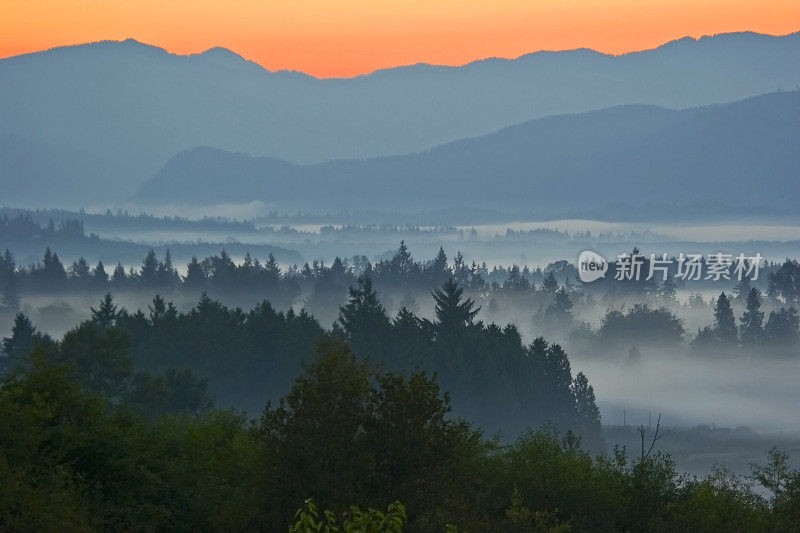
1, 0, 798, 77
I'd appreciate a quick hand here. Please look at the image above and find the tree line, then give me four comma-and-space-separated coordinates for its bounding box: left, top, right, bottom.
0, 327, 798, 530
2, 275, 602, 443
2, 244, 799, 358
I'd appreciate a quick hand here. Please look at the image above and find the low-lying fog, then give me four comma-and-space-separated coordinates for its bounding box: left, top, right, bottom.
8, 289, 799, 436
4, 208, 799, 476
579, 354, 800, 432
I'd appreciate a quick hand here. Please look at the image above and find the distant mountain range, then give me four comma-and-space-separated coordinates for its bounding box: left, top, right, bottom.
1, 31, 798, 206
134, 91, 800, 211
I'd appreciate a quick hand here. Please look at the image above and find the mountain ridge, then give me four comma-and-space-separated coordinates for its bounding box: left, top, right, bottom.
1, 30, 798, 206
6, 30, 797, 79
133, 91, 800, 212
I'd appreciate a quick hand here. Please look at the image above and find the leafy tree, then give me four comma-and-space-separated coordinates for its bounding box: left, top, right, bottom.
130, 367, 213, 417
258, 342, 484, 529
753, 448, 800, 529
290, 499, 407, 533
598, 305, 684, 347
56, 322, 133, 397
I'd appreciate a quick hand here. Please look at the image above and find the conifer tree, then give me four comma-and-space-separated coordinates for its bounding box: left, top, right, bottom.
713, 292, 738, 345
432, 278, 480, 334
740, 288, 764, 346
91, 293, 118, 329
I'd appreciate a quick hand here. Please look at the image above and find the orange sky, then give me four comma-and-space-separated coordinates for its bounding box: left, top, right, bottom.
1, 0, 798, 77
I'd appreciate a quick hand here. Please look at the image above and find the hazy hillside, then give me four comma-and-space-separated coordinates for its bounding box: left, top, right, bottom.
0, 134, 118, 206
135, 91, 800, 211
1, 31, 798, 202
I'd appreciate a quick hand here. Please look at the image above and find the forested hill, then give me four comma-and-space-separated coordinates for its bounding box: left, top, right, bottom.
1, 276, 604, 447
135, 91, 800, 211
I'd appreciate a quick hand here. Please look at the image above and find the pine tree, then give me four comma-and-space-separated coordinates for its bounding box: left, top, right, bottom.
149, 295, 168, 324
657, 278, 678, 304
69, 257, 92, 289
452, 251, 469, 286
91, 293, 118, 329
541, 272, 559, 296
111, 263, 127, 288
184, 256, 207, 289
390, 241, 415, 281
764, 307, 800, 346
264, 253, 281, 280
733, 277, 753, 303
1, 249, 19, 313
432, 278, 480, 334
2, 313, 38, 358
544, 287, 574, 329
1, 275, 19, 313
740, 288, 764, 346
428, 247, 449, 281
41, 247, 67, 290
398, 292, 419, 314
538, 342, 575, 422
158, 249, 179, 287
687, 292, 705, 309
571, 371, 602, 449
141, 249, 159, 286
713, 292, 738, 345
92, 261, 109, 288
337, 275, 390, 350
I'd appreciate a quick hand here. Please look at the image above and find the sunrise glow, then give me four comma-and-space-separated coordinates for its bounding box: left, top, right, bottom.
1, 0, 798, 77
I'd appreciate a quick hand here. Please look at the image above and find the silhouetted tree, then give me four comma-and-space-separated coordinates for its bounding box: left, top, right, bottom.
2, 313, 41, 359
571, 371, 602, 450
337, 275, 390, 355
764, 307, 800, 347
713, 292, 738, 346
432, 278, 480, 336
140, 249, 159, 287
92, 261, 109, 288
91, 293, 118, 329
544, 287, 574, 330
740, 288, 764, 347
541, 272, 559, 297
183, 256, 207, 290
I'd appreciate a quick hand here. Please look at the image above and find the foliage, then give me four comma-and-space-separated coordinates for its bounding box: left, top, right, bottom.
0, 335, 799, 531
289, 498, 406, 533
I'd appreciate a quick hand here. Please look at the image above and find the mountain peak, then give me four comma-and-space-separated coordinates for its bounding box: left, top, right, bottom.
198, 46, 243, 60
